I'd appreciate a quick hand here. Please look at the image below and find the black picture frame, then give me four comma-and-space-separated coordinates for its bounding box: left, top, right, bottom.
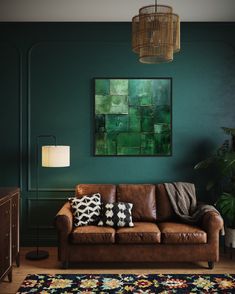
93, 77, 172, 157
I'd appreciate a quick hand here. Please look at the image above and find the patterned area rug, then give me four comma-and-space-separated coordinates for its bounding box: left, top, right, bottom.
17, 273, 235, 293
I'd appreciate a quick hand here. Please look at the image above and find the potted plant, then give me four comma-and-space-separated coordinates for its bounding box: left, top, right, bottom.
194, 127, 235, 248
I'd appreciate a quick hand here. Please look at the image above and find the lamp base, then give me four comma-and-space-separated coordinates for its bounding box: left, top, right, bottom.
26, 250, 49, 260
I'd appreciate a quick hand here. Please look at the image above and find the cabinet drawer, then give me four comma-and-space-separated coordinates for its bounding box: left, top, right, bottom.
2, 237, 11, 277
0, 201, 11, 228
11, 193, 19, 258
12, 225, 18, 258
0, 201, 11, 279
11, 194, 19, 223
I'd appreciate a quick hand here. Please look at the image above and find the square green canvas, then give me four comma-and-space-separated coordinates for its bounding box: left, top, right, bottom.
94, 78, 172, 156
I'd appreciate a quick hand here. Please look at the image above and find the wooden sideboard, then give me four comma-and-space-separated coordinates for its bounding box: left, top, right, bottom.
0, 187, 20, 282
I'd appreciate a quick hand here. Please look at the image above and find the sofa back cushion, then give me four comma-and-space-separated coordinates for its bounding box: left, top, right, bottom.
155, 184, 176, 221
117, 184, 156, 222
75, 184, 116, 204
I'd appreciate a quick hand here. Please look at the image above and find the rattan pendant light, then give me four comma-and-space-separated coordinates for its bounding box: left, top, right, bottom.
132, 0, 180, 64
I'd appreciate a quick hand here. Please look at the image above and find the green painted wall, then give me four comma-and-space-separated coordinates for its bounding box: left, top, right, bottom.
0, 22, 234, 245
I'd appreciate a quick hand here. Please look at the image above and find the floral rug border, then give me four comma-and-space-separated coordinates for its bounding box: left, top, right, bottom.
17, 273, 235, 293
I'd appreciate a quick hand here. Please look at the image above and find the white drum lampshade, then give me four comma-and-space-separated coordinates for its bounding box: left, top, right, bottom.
42, 145, 70, 167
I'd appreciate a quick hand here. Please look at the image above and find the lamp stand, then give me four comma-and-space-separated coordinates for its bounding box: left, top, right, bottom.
26, 135, 56, 261
25, 249, 49, 260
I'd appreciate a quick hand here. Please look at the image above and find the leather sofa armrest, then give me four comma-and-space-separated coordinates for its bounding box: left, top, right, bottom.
201, 211, 224, 242
55, 201, 73, 264
55, 201, 73, 234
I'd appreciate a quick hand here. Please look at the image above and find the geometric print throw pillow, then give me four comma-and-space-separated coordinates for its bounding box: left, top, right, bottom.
68, 193, 101, 227
98, 202, 134, 228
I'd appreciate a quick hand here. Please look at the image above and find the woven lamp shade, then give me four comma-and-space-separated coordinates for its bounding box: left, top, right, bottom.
132, 4, 180, 64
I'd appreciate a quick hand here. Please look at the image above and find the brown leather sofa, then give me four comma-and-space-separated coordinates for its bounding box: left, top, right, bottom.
55, 184, 223, 269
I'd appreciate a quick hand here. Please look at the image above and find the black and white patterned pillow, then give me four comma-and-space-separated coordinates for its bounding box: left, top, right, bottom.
98, 202, 134, 227
68, 193, 101, 227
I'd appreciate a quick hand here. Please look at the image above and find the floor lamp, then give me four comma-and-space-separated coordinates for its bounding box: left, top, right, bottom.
26, 135, 70, 260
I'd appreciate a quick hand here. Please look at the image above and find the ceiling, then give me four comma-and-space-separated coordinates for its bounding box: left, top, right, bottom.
1, 0, 235, 22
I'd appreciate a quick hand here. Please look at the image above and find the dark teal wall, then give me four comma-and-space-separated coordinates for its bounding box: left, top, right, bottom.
0, 22, 234, 245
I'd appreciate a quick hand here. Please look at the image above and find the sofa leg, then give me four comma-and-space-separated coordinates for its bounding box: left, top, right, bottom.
62, 261, 69, 269
208, 261, 214, 269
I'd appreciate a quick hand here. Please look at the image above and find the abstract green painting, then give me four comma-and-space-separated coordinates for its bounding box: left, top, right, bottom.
94, 78, 172, 156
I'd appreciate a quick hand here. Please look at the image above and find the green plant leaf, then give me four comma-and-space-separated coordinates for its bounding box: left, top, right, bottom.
222, 127, 235, 136
221, 159, 235, 176
194, 157, 214, 169
217, 139, 230, 156
216, 192, 235, 226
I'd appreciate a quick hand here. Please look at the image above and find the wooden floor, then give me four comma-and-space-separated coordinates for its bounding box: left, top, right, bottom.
0, 247, 235, 294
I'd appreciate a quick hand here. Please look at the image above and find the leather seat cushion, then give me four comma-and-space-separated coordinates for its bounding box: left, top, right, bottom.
158, 222, 207, 244
116, 222, 161, 244
117, 184, 156, 222
70, 225, 115, 244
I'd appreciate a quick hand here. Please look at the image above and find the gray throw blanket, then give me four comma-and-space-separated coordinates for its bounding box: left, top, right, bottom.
164, 182, 220, 224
